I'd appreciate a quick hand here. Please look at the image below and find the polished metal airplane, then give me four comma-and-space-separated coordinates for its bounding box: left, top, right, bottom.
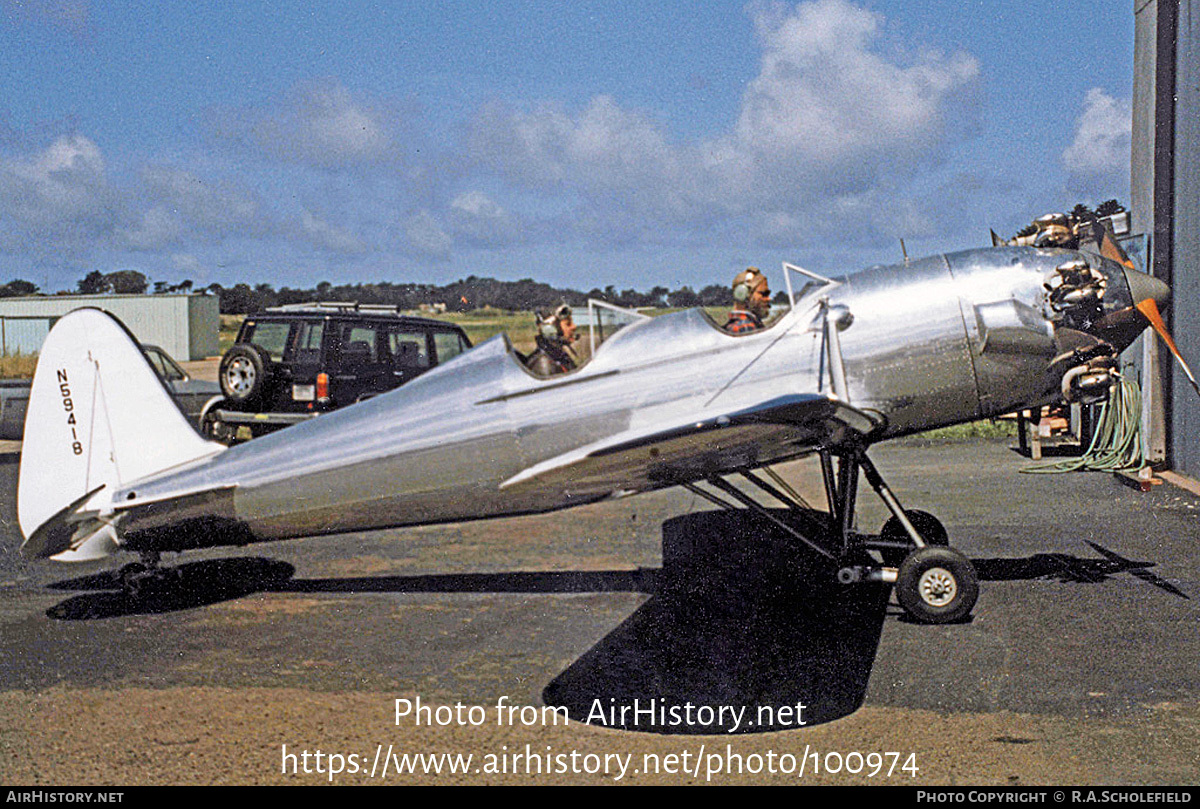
16, 245, 1172, 622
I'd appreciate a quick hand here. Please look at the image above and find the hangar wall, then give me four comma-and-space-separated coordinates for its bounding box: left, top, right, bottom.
1133, 0, 1200, 476
1132, 0, 1168, 464
0, 294, 219, 361
1171, 0, 1200, 476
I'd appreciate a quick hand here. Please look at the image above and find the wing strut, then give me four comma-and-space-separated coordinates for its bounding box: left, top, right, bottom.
675, 450, 983, 624
678, 449, 935, 565
680, 470, 835, 560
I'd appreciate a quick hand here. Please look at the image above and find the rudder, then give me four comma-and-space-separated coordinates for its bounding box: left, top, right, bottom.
17, 308, 223, 559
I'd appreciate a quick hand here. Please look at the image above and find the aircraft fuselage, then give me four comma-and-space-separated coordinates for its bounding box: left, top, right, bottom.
106, 246, 1153, 554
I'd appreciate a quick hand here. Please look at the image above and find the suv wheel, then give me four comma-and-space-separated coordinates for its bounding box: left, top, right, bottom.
219, 344, 273, 407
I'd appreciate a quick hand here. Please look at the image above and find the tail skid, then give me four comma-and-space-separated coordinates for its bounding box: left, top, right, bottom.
17, 308, 224, 560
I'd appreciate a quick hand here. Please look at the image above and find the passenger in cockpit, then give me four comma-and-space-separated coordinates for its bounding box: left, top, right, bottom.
724, 267, 771, 334
526, 304, 578, 376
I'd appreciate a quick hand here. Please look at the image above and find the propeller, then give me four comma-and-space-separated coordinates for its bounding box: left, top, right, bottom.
1080, 223, 1199, 402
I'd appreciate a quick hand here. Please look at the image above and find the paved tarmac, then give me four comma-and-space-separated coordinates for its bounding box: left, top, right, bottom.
1, 437, 1198, 785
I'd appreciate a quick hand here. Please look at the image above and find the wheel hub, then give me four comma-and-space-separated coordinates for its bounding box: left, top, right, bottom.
917, 566, 957, 607
225, 358, 255, 394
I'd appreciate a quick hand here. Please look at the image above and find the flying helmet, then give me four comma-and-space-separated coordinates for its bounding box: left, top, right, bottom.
537, 303, 575, 341
732, 267, 768, 302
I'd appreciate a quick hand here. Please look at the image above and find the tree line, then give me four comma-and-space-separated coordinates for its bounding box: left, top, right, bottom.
208, 276, 760, 314
0, 269, 751, 314
0, 270, 188, 299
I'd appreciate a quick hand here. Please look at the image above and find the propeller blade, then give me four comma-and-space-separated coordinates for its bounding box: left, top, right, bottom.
1093, 221, 1135, 270
1137, 297, 1200, 400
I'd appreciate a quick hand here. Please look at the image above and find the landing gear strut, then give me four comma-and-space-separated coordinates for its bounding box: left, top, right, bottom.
681, 446, 979, 624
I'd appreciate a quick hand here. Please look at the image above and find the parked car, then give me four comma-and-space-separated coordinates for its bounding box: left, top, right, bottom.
202, 303, 472, 442
0, 345, 219, 440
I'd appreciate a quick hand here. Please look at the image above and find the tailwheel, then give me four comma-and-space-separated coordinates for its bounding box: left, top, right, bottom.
125, 567, 181, 601
201, 410, 236, 444
895, 546, 978, 624
119, 553, 181, 601
114, 562, 148, 589
878, 509, 948, 566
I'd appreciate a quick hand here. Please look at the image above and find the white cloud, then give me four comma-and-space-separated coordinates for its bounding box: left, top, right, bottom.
227, 80, 393, 168
1062, 88, 1131, 176
116, 166, 264, 250
734, 0, 978, 168
27, 134, 104, 176
171, 253, 204, 276
470, 96, 678, 194
401, 210, 452, 260
448, 190, 520, 246
118, 206, 184, 251
142, 166, 259, 227
466, 0, 979, 246
0, 134, 116, 255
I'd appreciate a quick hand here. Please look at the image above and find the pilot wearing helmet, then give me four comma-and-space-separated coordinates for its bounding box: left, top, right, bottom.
724, 267, 771, 334
526, 304, 578, 376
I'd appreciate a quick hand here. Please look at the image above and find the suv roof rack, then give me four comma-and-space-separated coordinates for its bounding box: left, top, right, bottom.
267, 302, 407, 314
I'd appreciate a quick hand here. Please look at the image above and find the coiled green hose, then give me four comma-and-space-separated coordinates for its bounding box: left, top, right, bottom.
1020, 377, 1144, 473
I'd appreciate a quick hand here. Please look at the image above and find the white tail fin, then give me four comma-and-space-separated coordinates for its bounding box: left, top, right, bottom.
17, 308, 223, 559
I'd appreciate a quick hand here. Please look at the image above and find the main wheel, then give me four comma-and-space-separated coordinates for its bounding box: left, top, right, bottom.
219, 344, 272, 407
895, 546, 978, 624
879, 509, 948, 566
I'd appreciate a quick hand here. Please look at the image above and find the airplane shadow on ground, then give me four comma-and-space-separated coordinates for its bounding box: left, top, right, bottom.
278, 510, 894, 731
973, 540, 1189, 599
40, 511, 1186, 731
44, 557, 296, 620
541, 510, 891, 733
40, 510, 892, 731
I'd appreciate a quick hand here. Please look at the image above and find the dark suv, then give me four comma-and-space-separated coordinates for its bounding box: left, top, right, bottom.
202, 303, 471, 442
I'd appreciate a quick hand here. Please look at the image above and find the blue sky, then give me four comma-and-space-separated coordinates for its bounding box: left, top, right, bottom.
0, 1, 1135, 293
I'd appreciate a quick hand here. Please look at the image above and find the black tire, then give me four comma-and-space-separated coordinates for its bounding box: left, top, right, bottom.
879, 509, 948, 566
219, 344, 273, 407
895, 546, 979, 624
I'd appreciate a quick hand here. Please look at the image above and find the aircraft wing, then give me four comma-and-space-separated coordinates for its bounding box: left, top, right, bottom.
500, 393, 882, 499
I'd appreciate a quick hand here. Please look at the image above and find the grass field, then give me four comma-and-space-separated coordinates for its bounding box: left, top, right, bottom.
430, 308, 542, 354
910, 419, 1018, 441
0, 354, 38, 379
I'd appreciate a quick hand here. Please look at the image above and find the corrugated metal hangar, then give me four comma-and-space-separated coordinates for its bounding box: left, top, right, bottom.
0, 294, 219, 361
1132, 0, 1200, 476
